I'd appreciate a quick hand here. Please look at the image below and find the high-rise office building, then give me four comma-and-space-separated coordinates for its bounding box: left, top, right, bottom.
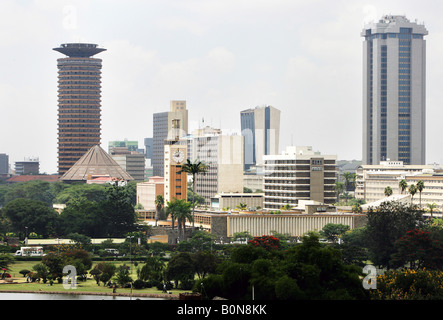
263, 146, 337, 210
0, 154, 9, 176
186, 131, 244, 204
241, 105, 280, 170
53, 43, 106, 175
152, 101, 188, 177
362, 15, 428, 165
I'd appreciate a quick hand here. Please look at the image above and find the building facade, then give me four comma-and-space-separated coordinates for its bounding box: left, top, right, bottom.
241, 105, 280, 170
152, 101, 188, 177
14, 158, 39, 175
263, 146, 337, 210
362, 15, 428, 165
163, 119, 188, 203
53, 43, 106, 175
136, 176, 164, 210
110, 147, 146, 181
187, 132, 244, 204
0, 154, 9, 176
355, 160, 439, 205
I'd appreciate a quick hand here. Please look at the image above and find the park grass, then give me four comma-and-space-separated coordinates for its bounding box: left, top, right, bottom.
1, 260, 189, 297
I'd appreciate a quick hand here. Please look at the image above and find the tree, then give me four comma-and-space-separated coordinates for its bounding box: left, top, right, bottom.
409, 184, 417, 201
416, 180, 425, 208
427, 203, 438, 219
154, 195, 164, 227
319, 223, 350, 243
178, 159, 209, 227
166, 198, 193, 241
390, 228, 443, 270
365, 201, 426, 269
91, 262, 116, 286
100, 183, 137, 237
384, 186, 393, 197
192, 251, 220, 279
58, 197, 103, 237
138, 256, 165, 282
342, 172, 355, 191
399, 179, 408, 194
178, 159, 209, 228
33, 263, 50, 283
165, 252, 196, 289
115, 264, 132, 287
334, 181, 345, 202
236, 203, 247, 211
3, 198, 58, 238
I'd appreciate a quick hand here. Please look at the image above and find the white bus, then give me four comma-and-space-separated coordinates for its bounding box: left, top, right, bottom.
15, 247, 45, 257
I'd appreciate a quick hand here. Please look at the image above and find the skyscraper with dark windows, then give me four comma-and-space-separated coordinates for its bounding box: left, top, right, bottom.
362, 15, 427, 165
53, 43, 106, 175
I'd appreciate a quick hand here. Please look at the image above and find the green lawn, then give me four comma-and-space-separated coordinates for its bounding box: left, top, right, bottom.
1, 260, 188, 297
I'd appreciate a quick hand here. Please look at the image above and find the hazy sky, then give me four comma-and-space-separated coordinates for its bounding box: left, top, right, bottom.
1, 0, 443, 174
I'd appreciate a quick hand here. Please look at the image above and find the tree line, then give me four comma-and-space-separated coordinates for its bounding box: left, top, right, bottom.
0, 181, 139, 239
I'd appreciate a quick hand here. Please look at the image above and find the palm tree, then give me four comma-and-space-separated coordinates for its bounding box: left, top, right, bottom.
154, 195, 164, 227
384, 186, 393, 197
409, 184, 417, 201
334, 181, 345, 203
399, 179, 408, 194
427, 202, 438, 219
166, 198, 193, 241
416, 180, 424, 208
236, 203, 247, 211
178, 159, 209, 228
342, 172, 353, 191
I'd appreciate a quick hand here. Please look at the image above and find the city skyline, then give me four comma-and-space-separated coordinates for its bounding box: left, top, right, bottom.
2, 1, 443, 174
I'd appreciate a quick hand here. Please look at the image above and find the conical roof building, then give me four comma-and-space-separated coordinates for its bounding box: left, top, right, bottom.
60, 145, 134, 183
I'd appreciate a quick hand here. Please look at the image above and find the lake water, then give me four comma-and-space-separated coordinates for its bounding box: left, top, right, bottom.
0, 292, 164, 300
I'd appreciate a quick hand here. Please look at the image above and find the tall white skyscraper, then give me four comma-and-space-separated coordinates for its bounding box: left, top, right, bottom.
362, 15, 428, 165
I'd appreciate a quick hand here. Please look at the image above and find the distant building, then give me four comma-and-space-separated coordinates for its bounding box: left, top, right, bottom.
144, 138, 153, 159
136, 176, 164, 210
0, 154, 9, 176
108, 140, 139, 153
153, 100, 188, 176
15, 157, 39, 175
109, 147, 146, 182
60, 145, 133, 183
355, 160, 438, 204
211, 193, 264, 211
241, 105, 280, 170
187, 132, 244, 204
53, 43, 106, 175
362, 16, 428, 165
263, 146, 337, 210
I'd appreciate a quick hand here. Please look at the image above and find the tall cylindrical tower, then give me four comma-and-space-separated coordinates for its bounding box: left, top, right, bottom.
53, 43, 106, 175
361, 16, 427, 165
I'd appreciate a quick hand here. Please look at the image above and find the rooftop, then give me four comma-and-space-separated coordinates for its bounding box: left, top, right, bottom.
53, 43, 106, 58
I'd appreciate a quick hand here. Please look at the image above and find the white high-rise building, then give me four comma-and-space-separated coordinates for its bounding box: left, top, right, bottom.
362, 15, 428, 165
241, 105, 280, 170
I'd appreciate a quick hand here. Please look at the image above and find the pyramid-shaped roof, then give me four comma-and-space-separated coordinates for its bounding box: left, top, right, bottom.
60, 145, 134, 182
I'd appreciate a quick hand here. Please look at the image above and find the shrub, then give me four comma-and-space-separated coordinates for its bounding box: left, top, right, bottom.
372, 269, 443, 300
133, 279, 145, 289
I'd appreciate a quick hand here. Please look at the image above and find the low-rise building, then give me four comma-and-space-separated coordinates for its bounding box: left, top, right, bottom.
136, 176, 164, 210
211, 192, 264, 210
355, 160, 436, 204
